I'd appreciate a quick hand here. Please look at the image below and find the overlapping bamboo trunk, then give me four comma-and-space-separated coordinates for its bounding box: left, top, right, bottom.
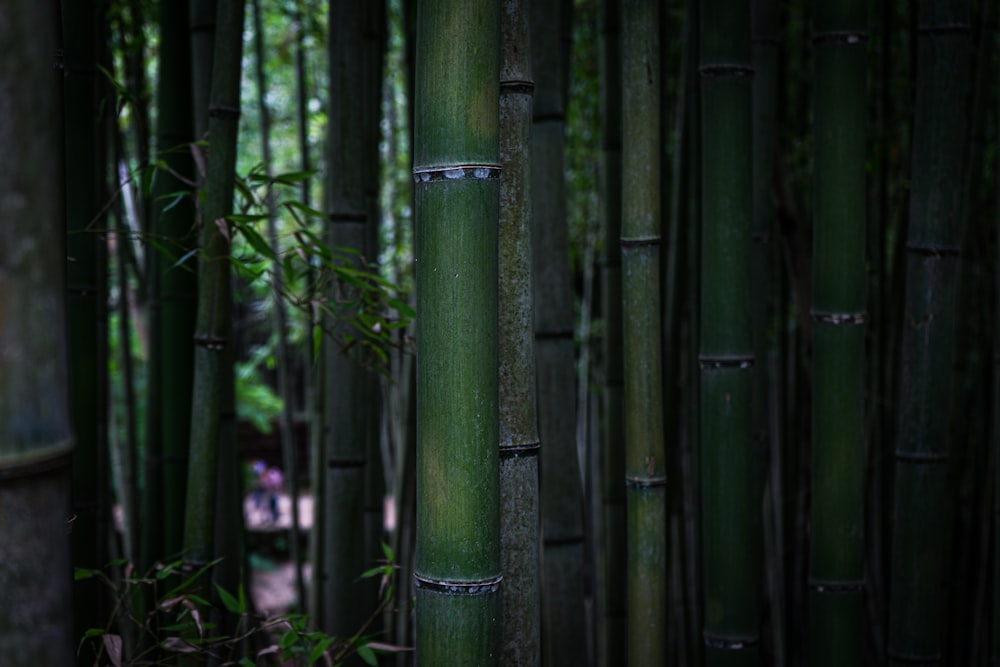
499, 0, 541, 663
182, 0, 244, 564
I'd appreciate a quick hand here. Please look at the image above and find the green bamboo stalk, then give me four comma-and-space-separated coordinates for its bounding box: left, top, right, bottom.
0, 3, 74, 662
530, 1, 587, 663
809, 2, 867, 665
413, 0, 501, 662
189, 0, 217, 142
182, 0, 245, 565
499, 0, 540, 662
699, 0, 760, 663
621, 0, 667, 663
597, 0, 625, 664
886, 0, 970, 663
62, 0, 111, 652
319, 0, 370, 636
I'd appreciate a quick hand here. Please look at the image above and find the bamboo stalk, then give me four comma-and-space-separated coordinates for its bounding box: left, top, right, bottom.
596, 0, 626, 663
699, 0, 760, 663
413, 1, 501, 662
0, 4, 75, 662
499, 0, 540, 662
621, 0, 667, 663
886, 0, 971, 662
809, 2, 868, 665
182, 0, 245, 565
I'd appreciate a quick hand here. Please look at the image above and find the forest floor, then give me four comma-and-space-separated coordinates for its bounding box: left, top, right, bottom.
244, 491, 313, 617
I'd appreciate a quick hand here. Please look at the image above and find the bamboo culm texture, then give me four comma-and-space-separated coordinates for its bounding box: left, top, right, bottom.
499, 0, 541, 663
413, 0, 502, 663
887, 0, 970, 662
809, 2, 868, 665
621, 0, 668, 664
182, 0, 245, 565
699, 0, 761, 663
0, 3, 75, 663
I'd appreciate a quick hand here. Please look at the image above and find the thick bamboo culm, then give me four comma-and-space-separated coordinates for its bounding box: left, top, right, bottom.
886, 0, 970, 663
699, 0, 761, 663
413, 0, 502, 663
809, 2, 868, 665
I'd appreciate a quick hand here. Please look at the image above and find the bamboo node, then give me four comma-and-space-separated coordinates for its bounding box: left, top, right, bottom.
413, 573, 503, 596
703, 632, 760, 650
699, 355, 754, 370
811, 310, 866, 326
412, 165, 501, 183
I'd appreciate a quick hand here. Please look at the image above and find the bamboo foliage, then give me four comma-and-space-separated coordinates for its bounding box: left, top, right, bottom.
182, 0, 245, 564
886, 0, 970, 662
413, 0, 501, 663
498, 0, 541, 663
699, 0, 760, 663
251, 0, 306, 612
0, 3, 74, 663
620, 0, 667, 663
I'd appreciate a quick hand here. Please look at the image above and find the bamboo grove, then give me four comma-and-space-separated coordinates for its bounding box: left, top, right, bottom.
6, 0, 1000, 665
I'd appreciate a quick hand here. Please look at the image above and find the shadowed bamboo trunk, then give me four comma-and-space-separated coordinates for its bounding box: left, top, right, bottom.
531, 1, 588, 662
621, 0, 667, 663
809, 1, 867, 665
752, 0, 783, 663
699, 0, 761, 663
63, 0, 110, 651
413, 0, 501, 662
0, 4, 74, 663
319, 0, 370, 637
597, 0, 625, 663
886, 0, 970, 662
499, 0, 540, 662
146, 0, 196, 565
183, 0, 245, 565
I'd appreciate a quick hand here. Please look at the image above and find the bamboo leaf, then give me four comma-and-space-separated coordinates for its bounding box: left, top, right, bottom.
356, 644, 377, 666
215, 583, 243, 613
